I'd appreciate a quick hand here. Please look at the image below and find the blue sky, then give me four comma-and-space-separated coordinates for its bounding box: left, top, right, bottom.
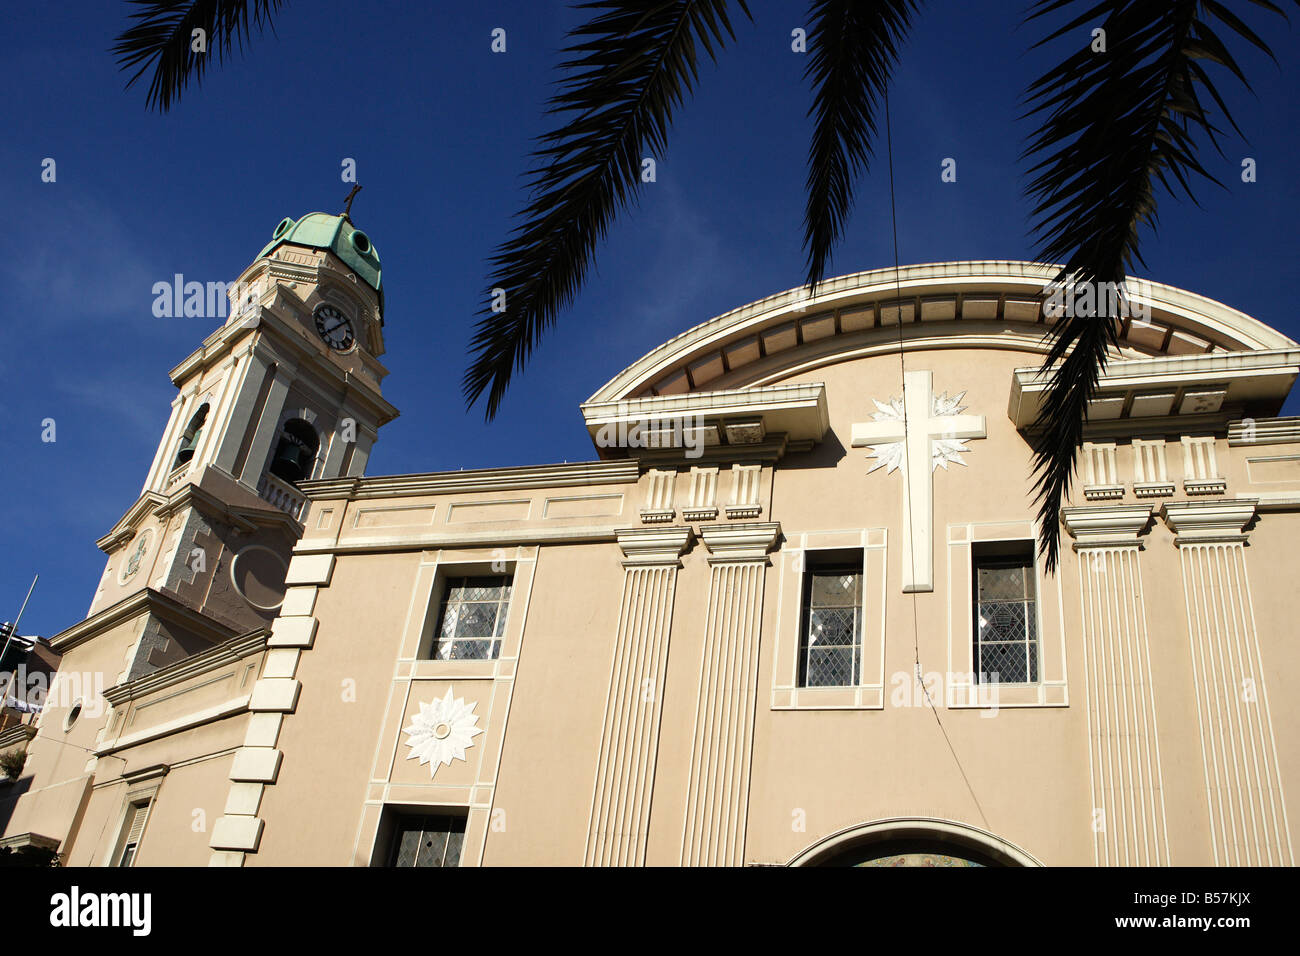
2, 1, 1297, 638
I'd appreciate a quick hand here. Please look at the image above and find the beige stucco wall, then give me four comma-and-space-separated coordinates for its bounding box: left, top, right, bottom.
0, 614, 144, 849
8, 310, 1297, 866
238, 344, 1298, 866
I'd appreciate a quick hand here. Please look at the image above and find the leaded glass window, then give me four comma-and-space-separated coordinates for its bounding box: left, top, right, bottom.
431, 575, 512, 660
388, 814, 466, 868
973, 549, 1038, 684
799, 564, 863, 687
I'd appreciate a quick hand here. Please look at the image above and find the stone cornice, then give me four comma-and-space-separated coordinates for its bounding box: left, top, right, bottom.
1160, 498, 1257, 545
98, 477, 302, 554
0, 832, 59, 851
616, 527, 693, 567
588, 261, 1296, 403
121, 763, 170, 785
300, 460, 642, 502
1011, 349, 1300, 432
700, 522, 782, 562
96, 492, 168, 552
102, 629, 268, 707
50, 588, 239, 654
1061, 504, 1154, 549
580, 383, 830, 462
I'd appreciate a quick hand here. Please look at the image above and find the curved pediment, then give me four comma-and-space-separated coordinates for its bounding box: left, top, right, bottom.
588, 260, 1296, 403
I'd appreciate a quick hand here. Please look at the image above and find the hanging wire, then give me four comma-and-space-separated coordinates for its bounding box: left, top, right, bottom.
881, 84, 991, 832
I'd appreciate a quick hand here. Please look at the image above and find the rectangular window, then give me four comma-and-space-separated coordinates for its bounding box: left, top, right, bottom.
388, 814, 466, 868
972, 544, 1039, 684
116, 800, 151, 867
798, 558, 863, 687
431, 575, 512, 661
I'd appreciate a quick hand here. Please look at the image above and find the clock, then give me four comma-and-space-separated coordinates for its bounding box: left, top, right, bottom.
313, 304, 355, 351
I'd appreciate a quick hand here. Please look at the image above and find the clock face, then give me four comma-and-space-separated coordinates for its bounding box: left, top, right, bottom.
313, 304, 355, 351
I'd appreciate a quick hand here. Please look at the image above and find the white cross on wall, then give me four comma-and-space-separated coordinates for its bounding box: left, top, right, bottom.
851, 370, 987, 592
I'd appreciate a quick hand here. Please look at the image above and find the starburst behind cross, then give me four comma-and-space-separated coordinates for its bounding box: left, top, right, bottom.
864, 390, 977, 474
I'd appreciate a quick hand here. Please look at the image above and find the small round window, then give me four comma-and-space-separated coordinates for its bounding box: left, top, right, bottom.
273, 217, 294, 239
350, 230, 371, 254
63, 700, 83, 732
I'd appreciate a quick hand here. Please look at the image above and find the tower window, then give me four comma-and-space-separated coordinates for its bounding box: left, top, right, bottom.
269, 419, 320, 485
172, 403, 209, 469
972, 542, 1039, 684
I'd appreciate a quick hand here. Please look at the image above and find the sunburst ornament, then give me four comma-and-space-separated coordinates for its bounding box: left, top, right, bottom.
864, 389, 977, 473
402, 687, 483, 778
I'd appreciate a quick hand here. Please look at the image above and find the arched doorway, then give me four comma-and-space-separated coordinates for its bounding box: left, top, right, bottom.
788, 817, 1042, 867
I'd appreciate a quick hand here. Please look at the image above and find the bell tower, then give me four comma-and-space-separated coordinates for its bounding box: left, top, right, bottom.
88, 211, 399, 677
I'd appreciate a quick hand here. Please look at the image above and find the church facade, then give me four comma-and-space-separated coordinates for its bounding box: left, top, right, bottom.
2, 216, 1297, 867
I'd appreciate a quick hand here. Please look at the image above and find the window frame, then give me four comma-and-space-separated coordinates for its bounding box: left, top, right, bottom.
113, 798, 153, 868
422, 573, 515, 662
770, 530, 887, 711
797, 555, 866, 689
377, 808, 468, 868
970, 540, 1040, 687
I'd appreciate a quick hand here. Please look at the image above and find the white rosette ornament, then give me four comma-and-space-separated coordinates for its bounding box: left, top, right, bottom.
402, 687, 484, 778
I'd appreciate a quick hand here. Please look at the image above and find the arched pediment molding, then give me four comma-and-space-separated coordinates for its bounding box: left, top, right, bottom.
787, 816, 1044, 867
589, 261, 1297, 403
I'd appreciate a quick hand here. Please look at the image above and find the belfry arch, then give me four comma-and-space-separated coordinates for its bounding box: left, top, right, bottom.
788, 817, 1043, 867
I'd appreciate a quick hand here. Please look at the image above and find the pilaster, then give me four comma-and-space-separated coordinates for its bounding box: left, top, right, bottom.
1161, 499, 1293, 865
1062, 505, 1170, 865
583, 527, 692, 865
680, 522, 779, 865
237, 363, 293, 489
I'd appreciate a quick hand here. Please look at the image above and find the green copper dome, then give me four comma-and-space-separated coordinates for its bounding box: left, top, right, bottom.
258, 212, 384, 314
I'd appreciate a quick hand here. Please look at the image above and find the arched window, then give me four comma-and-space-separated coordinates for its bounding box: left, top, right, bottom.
172, 403, 210, 469
269, 419, 320, 485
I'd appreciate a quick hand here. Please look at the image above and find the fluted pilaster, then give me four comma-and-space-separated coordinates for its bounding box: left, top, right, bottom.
1063, 505, 1170, 865
1163, 499, 1293, 866
680, 522, 779, 866
584, 527, 691, 866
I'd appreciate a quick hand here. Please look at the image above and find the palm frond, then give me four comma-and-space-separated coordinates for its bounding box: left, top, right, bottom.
802, 0, 918, 291
112, 0, 284, 112
1022, 0, 1295, 570
464, 1, 750, 419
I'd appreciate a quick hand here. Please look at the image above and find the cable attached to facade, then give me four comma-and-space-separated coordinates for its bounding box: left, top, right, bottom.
882, 84, 991, 832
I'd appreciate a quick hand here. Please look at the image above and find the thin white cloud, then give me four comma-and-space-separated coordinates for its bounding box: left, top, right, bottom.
0, 193, 159, 323
625, 179, 733, 329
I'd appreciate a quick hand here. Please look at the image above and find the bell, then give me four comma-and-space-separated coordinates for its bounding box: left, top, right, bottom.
270, 441, 307, 484
173, 427, 202, 467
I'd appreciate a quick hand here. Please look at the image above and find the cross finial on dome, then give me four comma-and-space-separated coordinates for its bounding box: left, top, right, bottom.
342, 184, 362, 220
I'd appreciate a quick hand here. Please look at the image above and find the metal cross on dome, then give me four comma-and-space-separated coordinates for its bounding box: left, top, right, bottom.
851, 370, 986, 593
342, 184, 362, 218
